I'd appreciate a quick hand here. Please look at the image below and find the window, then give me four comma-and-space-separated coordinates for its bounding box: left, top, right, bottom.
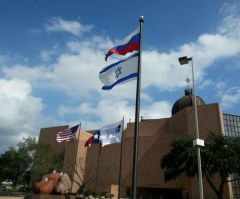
223, 114, 240, 199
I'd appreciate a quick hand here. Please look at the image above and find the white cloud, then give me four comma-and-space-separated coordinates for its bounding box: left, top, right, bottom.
141, 101, 172, 119
44, 17, 93, 36
58, 98, 135, 125
0, 55, 9, 65
2, 65, 48, 85
58, 97, 171, 131
0, 78, 48, 152
220, 87, 240, 109
218, 2, 240, 37
40, 45, 61, 62
40, 51, 50, 61
142, 50, 187, 90
198, 79, 227, 93
66, 35, 114, 52
2, 39, 139, 100
3, 51, 103, 96
4, 9, 240, 97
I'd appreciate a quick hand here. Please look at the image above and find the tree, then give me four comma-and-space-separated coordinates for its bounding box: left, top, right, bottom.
0, 137, 38, 186
0, 137, 63, 187
0, 147, 21, 186
161, 133, 240, 199
31, 141, 64, 183
17, 137, 38, 186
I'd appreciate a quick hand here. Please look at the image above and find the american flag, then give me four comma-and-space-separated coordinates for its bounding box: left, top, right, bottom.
56, 124, 79, 143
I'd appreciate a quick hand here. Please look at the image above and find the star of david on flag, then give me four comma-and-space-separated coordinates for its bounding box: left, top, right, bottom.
115, 67, 122, 78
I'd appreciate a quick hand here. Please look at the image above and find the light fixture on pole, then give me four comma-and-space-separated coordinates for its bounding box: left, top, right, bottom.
178, 56, 205, 199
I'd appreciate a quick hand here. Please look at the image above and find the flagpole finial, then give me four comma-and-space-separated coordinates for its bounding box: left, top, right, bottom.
139, 16, 144, 22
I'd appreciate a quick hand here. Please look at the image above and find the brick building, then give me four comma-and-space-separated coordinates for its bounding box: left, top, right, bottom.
36, 89, 240, 198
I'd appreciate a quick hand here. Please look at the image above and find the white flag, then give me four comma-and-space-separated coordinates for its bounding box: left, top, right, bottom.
99, 52, 138, 90
100, 120, 123, 146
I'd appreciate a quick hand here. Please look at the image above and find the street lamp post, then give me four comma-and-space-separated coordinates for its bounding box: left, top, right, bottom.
179, 56, 204, 199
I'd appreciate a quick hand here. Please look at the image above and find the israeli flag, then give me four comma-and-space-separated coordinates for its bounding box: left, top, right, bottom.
99, 52, 139, 90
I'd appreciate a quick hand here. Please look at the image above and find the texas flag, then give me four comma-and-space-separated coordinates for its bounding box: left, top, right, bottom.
105, 27, 140, 61
84, 130, 101, 147
84, 120, 123, 147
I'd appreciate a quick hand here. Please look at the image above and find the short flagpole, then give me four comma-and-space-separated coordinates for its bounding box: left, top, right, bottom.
71, 123, 81, 193
94, 141, 102, 198
131, 16, 144, 199
118, 117, 124, 199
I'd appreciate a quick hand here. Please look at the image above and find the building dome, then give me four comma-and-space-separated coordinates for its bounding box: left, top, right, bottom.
172, 88, 205, 115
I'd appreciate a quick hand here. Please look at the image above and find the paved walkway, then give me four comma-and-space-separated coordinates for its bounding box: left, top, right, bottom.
0, 192, 25, 199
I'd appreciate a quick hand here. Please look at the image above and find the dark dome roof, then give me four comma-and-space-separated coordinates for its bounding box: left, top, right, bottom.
172, 89, 205, 115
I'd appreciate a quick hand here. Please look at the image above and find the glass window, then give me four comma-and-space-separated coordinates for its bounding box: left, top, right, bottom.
223, 114, 240, 198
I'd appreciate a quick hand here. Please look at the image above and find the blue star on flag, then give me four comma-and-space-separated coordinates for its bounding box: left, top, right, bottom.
115, 67, 122, 78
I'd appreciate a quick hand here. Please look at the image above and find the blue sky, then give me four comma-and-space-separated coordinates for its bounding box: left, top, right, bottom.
0, 0, 240, 152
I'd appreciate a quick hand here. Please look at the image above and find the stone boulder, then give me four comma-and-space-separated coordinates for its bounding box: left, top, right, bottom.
34, 178, 55, 194
34, 172, 71, 194
47, 172, 61, 186
55, 173, 71, 194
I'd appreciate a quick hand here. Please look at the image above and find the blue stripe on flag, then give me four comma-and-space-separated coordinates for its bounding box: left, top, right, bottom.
102, 72, 138, 90
114, 34, 140, 51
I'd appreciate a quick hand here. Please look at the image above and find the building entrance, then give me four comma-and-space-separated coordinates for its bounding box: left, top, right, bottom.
137, 187, 183, 199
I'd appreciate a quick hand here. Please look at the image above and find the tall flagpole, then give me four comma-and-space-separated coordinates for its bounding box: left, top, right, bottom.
71, 123, 81, 193
94, 142, 102, 198
131, 16, 144, 199
118, 117, 124, 199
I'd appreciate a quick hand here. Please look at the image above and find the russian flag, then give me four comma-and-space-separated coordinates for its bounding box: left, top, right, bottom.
105, 27, 140, 61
